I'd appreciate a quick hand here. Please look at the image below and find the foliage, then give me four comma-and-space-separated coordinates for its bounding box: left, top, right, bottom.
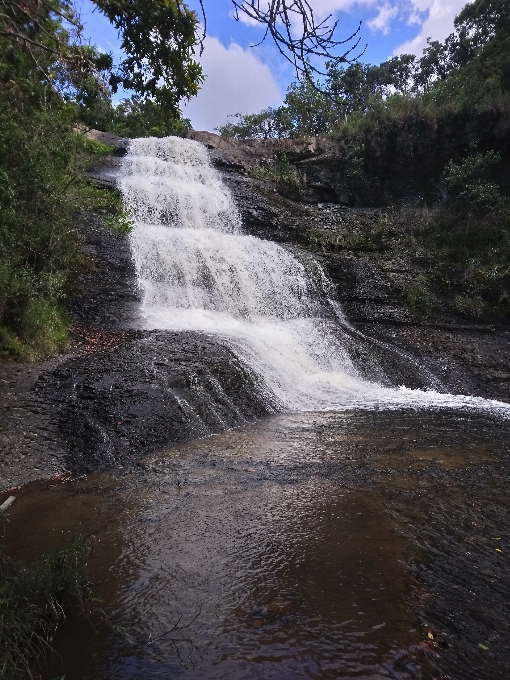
0, 4, 125, 360
444, 149, 506, 213
94, 0, 203, 116
327, 55, 417, 116
405, 276, 435, 319
277, 79, 334, 137
107, 95, 191, 139
102, 207, 134, 237
453, 293, 487, 318
217, 109, 282, 140
0, 533, 92, 680
254, 153, 305, 190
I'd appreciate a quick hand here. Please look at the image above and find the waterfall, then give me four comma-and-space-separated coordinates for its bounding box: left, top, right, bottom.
120, 136, 510, 416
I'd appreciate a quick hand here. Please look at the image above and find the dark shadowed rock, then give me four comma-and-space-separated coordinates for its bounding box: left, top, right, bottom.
38, 331, 276, 474
67, 214, 141, 328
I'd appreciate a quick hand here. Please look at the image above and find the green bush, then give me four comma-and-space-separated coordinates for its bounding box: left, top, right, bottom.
453, 293, 487, 317
102, 208, 134, 237
444, 149, 506, 213
405, 276, 436, 318
254, 153, 305, 189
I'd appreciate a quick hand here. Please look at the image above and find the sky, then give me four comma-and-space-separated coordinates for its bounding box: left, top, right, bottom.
76, 0, 470, 132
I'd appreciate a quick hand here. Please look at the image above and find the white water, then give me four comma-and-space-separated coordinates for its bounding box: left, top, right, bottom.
120, 136, 510, 416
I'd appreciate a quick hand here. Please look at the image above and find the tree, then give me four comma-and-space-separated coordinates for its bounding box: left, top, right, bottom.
376, 54, 417, 94
108, 95, 191, 138
94, 0, 203, 114
455, 0, 510, 47
217, 109, 282, 139
1, 0, 369, 118
0, 0, 111, 95
326, 57, 417, 116
0, 0, 124, 357
278, 78, 334, 135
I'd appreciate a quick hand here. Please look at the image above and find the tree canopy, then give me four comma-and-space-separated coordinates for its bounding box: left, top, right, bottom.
217, 0, 510, 140
93, 0, 203, 111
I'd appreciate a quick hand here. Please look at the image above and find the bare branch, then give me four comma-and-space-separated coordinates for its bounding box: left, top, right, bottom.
197, 0, 206, 55
146, 608, 202, 647
232, 0, 366, 85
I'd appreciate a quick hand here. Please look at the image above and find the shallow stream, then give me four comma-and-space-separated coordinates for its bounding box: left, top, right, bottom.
4, 408, 510, 679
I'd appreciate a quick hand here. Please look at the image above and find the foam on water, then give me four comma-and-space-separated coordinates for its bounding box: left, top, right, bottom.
120, 136, 510, 416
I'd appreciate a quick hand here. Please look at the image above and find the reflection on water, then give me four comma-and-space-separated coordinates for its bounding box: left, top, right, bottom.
4, 408, 510, 679
99, 484, 417, 680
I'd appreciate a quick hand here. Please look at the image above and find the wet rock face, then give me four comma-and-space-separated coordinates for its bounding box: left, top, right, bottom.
67, 215, 141, 328
0, 357, 68, 490
36, 331, 275, 475
0, 330, 274, 487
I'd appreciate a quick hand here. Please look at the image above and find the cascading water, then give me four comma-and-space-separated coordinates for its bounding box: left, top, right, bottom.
120, 136, 510, 415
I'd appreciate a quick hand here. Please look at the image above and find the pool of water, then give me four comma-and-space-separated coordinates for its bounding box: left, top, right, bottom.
4, 408, 510, 679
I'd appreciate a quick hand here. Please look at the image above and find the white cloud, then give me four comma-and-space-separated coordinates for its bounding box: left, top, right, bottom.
368, 3, 399, 34
182, 36, 283, 132
393, 0, 468, 55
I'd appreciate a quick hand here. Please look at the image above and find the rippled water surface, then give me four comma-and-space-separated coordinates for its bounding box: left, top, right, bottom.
5, 408, 510, 680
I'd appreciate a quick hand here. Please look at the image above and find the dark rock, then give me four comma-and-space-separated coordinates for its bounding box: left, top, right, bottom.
66, 214, 141, 328
84, 129, 129, 151
38, 331, 275, 474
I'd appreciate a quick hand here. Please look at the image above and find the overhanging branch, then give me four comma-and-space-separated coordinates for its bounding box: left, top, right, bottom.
232, 0, 366, 84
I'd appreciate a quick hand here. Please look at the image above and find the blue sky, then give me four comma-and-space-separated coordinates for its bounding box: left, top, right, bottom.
76, 0, 469, 131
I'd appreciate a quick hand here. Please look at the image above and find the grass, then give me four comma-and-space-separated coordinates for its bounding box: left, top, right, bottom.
0, 528, 93, 680
0, 301, 70, 362
405, 276, 436, 319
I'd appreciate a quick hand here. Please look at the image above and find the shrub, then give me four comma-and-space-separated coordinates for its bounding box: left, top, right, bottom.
453, 293, 487, 317
102, 209, 134, 237
405, 276, 436, 318
254, 153, 305, 189
444, 149, 506, 213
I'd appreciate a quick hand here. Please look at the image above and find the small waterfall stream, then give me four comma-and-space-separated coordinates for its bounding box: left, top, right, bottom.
120, 136, 509, 415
